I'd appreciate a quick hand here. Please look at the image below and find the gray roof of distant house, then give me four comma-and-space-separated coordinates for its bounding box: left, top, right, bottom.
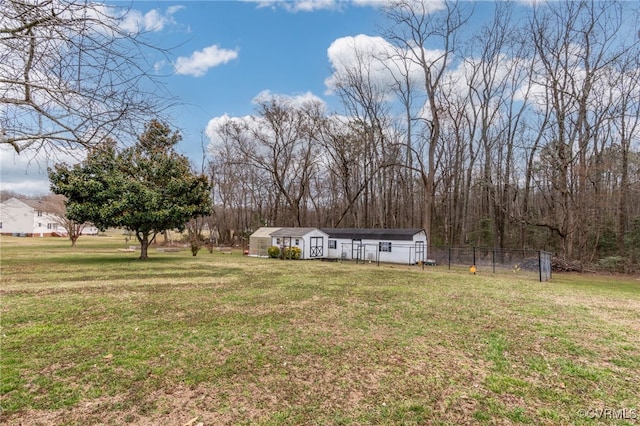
269, 227, 325, 238
320, 228, 425, 241
11, 198, 44, 210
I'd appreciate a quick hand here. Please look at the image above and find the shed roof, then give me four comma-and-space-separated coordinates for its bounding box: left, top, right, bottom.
250, 227, 282, 238
270, 227, 325, 238
321, 228, 426, 241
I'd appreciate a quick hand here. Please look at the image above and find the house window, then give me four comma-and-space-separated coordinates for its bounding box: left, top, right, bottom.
379, 242, 392, 252
38, 223, 42, 228
295, 239, 300, 245
276, 238, 281, 244
0, 222, 2, 229
329, 240, 337, 249
37, 211, 43, 217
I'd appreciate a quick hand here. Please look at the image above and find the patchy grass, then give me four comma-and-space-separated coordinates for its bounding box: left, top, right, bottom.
1, 235, 639, 425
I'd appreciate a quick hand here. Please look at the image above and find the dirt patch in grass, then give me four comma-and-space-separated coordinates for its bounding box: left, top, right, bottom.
3, 346, 489, 425
549, 293, 640, 333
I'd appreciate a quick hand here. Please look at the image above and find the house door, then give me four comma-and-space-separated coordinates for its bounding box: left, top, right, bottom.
310, 236, 323, 257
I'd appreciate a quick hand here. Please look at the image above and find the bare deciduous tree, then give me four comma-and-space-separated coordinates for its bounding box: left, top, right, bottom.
1, 0, 172, 154
529, 0, 638, 260
382, 0, 471, 241
38, 193, 86, 246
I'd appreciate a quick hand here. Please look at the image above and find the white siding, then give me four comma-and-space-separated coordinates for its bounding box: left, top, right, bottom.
327, 231, 427, 264
0, 197, 96, 237
270, 228, 329, 259
252, 227, 427, 264
32, 211, 61, 236
0, 198, 35, 235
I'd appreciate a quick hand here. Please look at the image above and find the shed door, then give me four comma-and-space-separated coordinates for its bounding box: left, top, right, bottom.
310, 236, 323, 258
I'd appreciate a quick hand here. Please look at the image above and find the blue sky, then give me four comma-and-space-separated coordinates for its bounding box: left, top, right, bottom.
1, 0, 389, 194
158, 1, 382, 147
3, 1, 638, 197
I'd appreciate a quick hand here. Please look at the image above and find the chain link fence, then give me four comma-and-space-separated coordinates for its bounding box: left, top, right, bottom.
429, 247, 553, 282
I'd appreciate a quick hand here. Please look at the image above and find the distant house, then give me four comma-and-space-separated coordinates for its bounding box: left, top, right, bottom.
0, 197, 98, 237
249, 227, 427, 264
322, 228, 427, 265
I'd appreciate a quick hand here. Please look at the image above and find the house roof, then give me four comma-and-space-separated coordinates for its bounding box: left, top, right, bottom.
19, 198, 46, 210
1, 197, 37, 210
250, 227, 282, 238
321, 228, 426, 241
270, 227, 326, 238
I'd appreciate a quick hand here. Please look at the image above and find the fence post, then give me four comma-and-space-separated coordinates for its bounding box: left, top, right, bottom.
492, 249, 496, 274
538, 250, 542, 282
473, 246, 476, 268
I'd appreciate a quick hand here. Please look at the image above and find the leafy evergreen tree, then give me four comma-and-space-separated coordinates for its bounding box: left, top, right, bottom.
49, 120, 212, 259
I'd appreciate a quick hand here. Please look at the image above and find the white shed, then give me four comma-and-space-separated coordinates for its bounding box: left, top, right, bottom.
321, 228, 427, 265
269, 227, 329, 260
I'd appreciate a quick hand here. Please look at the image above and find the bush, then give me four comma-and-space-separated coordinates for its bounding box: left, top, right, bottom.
267, 246, 280, 258
597, 256, 625, 273
283, 246, 302, 260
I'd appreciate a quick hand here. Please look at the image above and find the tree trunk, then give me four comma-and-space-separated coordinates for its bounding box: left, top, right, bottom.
137, 231, 151, 260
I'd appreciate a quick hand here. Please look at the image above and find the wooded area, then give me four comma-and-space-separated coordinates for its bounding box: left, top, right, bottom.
206, 1, 640, 270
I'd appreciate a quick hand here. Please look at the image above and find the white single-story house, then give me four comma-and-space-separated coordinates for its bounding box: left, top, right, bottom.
249, 227, 427, 264
0, 197, 98, 237
321, 228, 428, 265
269, 227, 329, 260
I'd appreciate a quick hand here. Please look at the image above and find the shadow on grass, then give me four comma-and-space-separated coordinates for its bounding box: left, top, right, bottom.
50, 254, 203, 266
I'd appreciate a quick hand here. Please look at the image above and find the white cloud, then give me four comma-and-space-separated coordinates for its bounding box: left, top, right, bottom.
206, 91, 327, 153
167, 5, 186, 15
205, 113, 255, 153
119, 5, 184, 34
154, 60, 167, 73
289, 0, 340, 12
325, 34, 430, 97
248, 0, 397, 12
251, 90, 326, 109
174, 45, 239, 77
0, 147, 84, 196
250, 0, 340, 12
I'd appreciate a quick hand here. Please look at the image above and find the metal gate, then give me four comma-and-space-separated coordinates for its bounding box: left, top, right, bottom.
415, 241, 425, 264
352, 240, 363, 262
539, 251, 552, 282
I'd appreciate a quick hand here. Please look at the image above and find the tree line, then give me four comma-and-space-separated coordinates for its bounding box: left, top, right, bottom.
206, 1, 640, 271
2, 0, 639, 270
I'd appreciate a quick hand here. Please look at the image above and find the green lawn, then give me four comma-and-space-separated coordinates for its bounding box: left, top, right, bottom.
1, 235, 639, 425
